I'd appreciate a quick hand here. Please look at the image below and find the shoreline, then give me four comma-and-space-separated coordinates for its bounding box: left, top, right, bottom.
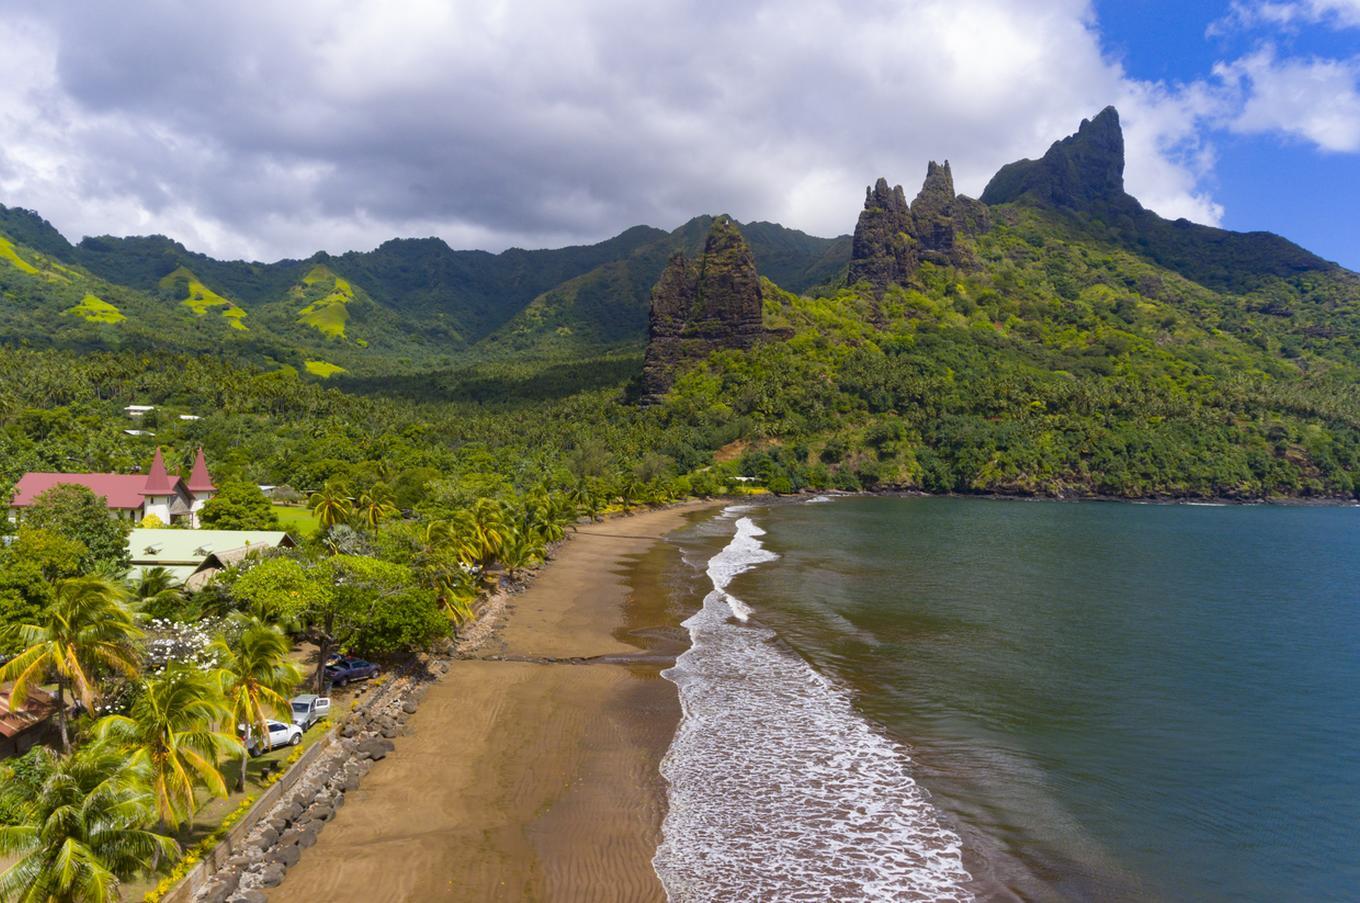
268, 500, 722, 902
796, 487, 1360, 507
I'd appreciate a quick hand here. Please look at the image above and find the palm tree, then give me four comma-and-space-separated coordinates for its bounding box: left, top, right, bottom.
496, 530, 542, 583
569, 481, 601, 522
0, 577, 142, 752
618, 476, 645, 514
524, 488, 569, 547
424, 558, 479, 627
128, 567, 186, 621
0, 744, 177, 903
93, 665, 241, 828
467, 498, 510, 575
211, 620, 303, 793
355, 486, 398, 534
424, 517, 479, 566
309, 481, 353, 530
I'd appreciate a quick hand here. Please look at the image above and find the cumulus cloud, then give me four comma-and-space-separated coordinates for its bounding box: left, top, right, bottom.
1214, 47, 1360, 151
0, 0, 1269, 260
1210, 0, 1360, 33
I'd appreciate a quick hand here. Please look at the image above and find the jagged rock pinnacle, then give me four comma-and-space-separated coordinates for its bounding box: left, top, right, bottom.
980, 106, 1135, 210
849, 160, 988, 293
640, 216, 764, 402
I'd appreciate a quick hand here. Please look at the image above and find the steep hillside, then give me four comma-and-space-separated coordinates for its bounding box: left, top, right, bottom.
632, 110, 1360, 499
476, 216, 849, 358
0, 203, 849, 367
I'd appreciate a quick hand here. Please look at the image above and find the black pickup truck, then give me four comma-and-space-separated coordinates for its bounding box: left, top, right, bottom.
323, 656, 381, 687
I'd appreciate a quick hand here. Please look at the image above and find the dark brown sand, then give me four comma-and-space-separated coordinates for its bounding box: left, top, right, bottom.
271, 502, 718, 902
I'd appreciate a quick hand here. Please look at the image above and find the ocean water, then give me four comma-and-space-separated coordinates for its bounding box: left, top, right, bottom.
654, 496, 1360, 902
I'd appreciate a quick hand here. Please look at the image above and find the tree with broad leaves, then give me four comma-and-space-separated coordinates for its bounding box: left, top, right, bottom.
0, 576, 142, 752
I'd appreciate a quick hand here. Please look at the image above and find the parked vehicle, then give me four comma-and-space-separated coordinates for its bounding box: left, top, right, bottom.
325, 656, 381, 687
289, 694, 331, 730
242, 719, 303, 756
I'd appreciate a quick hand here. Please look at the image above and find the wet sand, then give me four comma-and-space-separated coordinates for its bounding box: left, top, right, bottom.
271, 502, 718, 902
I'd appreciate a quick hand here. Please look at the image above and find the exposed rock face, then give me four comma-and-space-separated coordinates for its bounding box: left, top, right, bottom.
849, 163, 989, 294
980, 106, 1132, 210
912, 161, 989, 268
641, 216, 764, 401
975, 105, 1335, 293
848, 178, 915, 295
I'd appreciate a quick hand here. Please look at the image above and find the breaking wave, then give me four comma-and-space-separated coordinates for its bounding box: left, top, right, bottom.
654, 509, 973, 901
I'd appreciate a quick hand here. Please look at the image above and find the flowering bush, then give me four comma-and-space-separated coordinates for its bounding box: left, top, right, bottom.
143, 618, 225, 672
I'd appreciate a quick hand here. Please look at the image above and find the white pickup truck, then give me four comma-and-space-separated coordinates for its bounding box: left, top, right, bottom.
243, 719, 303, 756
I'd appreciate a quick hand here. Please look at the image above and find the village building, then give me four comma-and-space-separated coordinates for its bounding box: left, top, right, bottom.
128, 529, 295, 590
8, 448, 217, 528
0, 685, 59, 759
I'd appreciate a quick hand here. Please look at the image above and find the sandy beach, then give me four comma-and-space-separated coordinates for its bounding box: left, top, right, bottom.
270, 501, 719, 902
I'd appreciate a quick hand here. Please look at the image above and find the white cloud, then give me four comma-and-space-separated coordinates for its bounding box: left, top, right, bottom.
1211, 0, 1360, 33
1214, 47, 1360, 151
1, 0, 1235, 259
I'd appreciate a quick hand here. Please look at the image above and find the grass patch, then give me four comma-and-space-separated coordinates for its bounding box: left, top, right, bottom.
296, 265, 355, 339
0, 234, 40, 275
63, 293, 125, 324
160, 266, 248, 330
272, 503, 320, 536
304, 359, 346, 378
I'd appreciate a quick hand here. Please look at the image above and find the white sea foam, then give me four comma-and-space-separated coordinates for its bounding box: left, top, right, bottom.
805, 494, 835, 504
654, 511, 974, 902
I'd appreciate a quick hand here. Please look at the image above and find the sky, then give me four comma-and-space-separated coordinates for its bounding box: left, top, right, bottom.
0, 0, 1356, 268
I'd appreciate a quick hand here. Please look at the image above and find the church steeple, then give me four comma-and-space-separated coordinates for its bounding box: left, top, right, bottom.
186, 448, 215, 494
140, 448, 175, 496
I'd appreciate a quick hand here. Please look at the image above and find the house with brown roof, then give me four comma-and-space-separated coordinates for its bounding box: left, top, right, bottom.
0, 684, 59, 759
8, 448, 218, 528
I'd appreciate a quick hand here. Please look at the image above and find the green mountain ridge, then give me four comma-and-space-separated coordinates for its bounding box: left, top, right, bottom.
0, 205, 854, 370
0, 104, 1356, 381
0, 106, 1357, 500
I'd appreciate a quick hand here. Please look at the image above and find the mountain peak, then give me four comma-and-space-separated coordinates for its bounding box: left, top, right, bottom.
640, 217, 764, 402
980, 106, 1131, 210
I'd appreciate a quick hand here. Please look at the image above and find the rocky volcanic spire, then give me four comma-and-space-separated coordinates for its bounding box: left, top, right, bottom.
980, 106, 1135, 210
849, 163, 990, 293
912, 161, 958, 266
911, 160, 990, 268
848, 177, 916, 295
640, 217, 765, 402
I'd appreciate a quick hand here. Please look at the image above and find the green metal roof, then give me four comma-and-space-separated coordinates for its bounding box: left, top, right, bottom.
127, 529, 295, 565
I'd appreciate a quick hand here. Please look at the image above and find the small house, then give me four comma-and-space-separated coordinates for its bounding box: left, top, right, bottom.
0, 685, 59, 758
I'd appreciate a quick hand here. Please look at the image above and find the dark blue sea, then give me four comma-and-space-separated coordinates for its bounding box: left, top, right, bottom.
654, 496, 1360, 901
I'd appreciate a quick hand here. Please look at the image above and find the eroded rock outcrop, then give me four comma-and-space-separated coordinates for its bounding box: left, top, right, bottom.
847, 178, 916, 295
849, 162, 989, 294
980, 105, 1130, 210
641, 216, 764, 401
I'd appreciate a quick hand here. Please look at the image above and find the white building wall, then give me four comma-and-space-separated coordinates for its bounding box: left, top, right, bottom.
189, 491, 213, 529
142, 496, 172, 525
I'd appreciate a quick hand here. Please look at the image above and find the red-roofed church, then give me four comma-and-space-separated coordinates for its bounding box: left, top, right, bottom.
9, 448, 217, 528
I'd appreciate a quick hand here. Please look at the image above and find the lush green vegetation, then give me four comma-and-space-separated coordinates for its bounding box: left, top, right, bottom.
198, 482, 279, 530
0, 204, 852, 375
0, 161, 1358, 896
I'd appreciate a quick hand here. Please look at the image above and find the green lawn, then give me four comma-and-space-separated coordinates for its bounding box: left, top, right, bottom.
272, 504, 320, 536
